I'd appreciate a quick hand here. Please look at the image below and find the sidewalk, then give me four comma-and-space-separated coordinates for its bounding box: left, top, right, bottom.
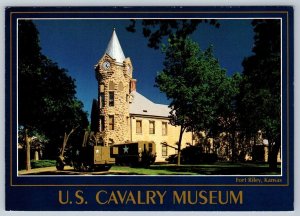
18, 166, 73, 175
18, 166, 129, 175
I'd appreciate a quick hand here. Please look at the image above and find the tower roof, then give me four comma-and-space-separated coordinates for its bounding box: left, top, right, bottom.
104, 29, 126, 63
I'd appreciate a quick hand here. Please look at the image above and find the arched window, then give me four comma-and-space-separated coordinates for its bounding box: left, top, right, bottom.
109, 81, 114, 90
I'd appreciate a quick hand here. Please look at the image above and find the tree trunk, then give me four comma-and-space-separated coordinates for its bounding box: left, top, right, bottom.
25, 129, 31, 171
177, 126, 185, 166
268, 137, 280, 171
60, 126, 78, 157
61, 132, 68, 157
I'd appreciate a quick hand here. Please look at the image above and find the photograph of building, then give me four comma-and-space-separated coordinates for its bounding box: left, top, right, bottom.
17, 18, 282, 175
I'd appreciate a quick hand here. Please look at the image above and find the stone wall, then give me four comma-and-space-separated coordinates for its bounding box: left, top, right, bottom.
95, 54, 133, 146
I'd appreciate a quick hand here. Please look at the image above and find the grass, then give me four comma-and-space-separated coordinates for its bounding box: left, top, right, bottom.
110, 162, 281, 175
110, 165, 197, 175
19, 160, 281, 175
30, 160, 56, 169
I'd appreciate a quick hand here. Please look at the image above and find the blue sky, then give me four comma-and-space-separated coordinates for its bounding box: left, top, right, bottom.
33, 19, 254, 119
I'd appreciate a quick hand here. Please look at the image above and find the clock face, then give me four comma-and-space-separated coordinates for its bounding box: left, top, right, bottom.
102, 61, 110, 70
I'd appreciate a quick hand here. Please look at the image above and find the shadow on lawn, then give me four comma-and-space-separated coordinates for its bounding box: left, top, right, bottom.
149, 162, 281, 175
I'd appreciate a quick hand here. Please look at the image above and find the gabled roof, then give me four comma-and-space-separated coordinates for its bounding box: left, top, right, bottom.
129, 91, 170, 118
105, 29, 126, 63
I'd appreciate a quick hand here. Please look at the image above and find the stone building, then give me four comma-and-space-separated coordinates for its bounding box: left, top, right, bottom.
94, 29, 193, 162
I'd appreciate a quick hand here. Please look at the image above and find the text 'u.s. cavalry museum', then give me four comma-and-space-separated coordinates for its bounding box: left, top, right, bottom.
94, 29, 193, 163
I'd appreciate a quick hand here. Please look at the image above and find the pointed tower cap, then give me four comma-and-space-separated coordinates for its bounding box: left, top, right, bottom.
105, 28, 126, 63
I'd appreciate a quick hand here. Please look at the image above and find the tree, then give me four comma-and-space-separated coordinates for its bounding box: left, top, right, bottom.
238, 20, 281, 170
18, 20, 88, 167
127, 19, 220, 49
155, 37, 229, 165
90, 99, 99, 132
215, 73, 242, 162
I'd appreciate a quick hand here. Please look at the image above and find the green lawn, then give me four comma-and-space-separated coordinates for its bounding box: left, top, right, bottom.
19, 160, 281, 175
30, 160, 56, 169
110, 162, 281, 175
110, 165, 197, 175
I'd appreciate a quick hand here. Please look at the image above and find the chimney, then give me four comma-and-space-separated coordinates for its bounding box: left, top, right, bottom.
130, 79, 137, 92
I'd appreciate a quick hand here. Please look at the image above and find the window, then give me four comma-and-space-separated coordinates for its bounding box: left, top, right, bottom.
148, 143, 153, 153
109, 81, 114, 90
99, 83, 105, 108
162, 122, 168, 136
109, 92, 114, 106
136, 120, 142, 134
109, 115, 114, 130
149, 121, 155, 134
100, 93, 105, 108
162, 145, 168, 156
100, 116, 104, 131
108, 81, 114, 107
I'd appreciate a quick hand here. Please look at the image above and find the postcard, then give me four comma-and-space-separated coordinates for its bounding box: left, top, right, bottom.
5, 6, 294, 211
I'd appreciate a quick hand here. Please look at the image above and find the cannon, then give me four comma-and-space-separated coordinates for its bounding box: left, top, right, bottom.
56, 130, 118, 171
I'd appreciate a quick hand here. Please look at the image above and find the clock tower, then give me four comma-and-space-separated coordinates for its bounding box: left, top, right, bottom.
95, 29, 133, 146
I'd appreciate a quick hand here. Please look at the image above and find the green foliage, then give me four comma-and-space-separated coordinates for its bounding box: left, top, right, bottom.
156, 37, 230, 135
155, 37, 237, 165
180, 146, 218, 164
238, 20, 280, 140
140, 150, 156, 167
238, 19, 281, 169
18, 20, 89, 159
18, 126, 48, 151
127, 19, 220, 49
